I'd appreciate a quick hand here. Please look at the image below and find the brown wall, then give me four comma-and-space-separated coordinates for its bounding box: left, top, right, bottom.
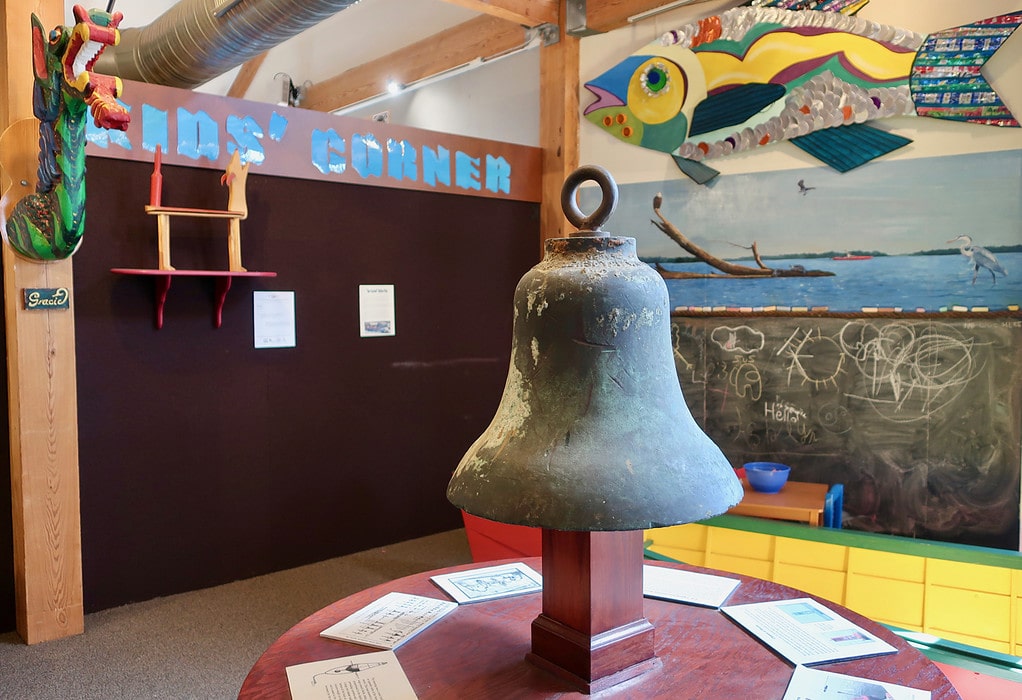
1, 156, 539, 628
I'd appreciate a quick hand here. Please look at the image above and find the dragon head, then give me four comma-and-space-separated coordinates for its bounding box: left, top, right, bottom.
33, 4, 130, 131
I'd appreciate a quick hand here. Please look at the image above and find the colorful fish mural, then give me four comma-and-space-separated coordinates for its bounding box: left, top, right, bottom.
583, 1, 1021, 183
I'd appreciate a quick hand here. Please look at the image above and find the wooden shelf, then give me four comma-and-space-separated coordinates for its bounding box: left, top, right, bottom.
111, 268, 277, 329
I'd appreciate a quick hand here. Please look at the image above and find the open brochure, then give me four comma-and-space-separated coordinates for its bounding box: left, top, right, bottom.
320, 591, 457, 650
430, 562, 542, 604
783, 665, 931, 699
642, 565, 741, 608
285, 650, 417, 700
721, 597, 898, 666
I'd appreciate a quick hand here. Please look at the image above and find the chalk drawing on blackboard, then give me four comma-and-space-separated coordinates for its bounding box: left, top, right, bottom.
837, 321, 980, 423
728, 359, 762, 401
817, 403, 853, 436
672, 315, 1021, 549
672, 324, 699, 383
710, 325, 765, 354
777, 327, 845, 390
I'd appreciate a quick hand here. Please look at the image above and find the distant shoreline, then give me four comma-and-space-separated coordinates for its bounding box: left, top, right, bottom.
643, 245, 1022, 264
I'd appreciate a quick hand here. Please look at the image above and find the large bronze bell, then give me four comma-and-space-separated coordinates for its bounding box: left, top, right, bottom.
447, 165, 742, 531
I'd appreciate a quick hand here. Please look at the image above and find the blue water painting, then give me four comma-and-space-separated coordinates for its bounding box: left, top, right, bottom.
578, 149, 1022, 312
658, 252, 1022, 312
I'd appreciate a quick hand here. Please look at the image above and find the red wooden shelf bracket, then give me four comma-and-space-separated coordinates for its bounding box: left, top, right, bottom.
111, 268, 277, 329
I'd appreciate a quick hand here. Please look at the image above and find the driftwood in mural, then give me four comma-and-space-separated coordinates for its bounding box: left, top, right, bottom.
672, 314, 1022, 551
651, 193, 834, 279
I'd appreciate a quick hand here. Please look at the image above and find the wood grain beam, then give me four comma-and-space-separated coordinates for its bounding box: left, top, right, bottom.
226, 51, 268, 100
302, 15, 528, 113
439, 0, 558, 27
581, 0, 722, 34
1, 0, 85, 645
539, 2, 579, 245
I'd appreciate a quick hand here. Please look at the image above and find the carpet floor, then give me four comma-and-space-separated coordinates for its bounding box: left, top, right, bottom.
0, 528, 472, 699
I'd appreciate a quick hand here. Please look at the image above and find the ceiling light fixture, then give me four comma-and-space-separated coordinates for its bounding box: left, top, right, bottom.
332, 30, 543, 117
627, 0, 700, 24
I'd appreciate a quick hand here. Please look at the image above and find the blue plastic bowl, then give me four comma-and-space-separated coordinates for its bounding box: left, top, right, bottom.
744, 462, 791, 493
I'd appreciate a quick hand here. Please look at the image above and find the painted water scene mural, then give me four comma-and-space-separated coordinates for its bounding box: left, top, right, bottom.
581, 148, 1022, 313
574, 1, 1022, 550
574, 148, 1022, 550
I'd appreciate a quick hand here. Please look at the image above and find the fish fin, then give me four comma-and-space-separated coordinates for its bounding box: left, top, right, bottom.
744, 0, 869, 14
689, 83, 787, 137
790, 123, 911, 172
911, 12, 1022, 127
672, 155, 720, 184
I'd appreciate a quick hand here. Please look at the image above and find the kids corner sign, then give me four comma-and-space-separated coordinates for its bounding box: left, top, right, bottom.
85, 80, 542, 203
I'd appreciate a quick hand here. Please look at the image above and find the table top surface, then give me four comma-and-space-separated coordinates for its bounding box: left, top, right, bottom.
737, 479, 828, 506
238, 557, 958, 699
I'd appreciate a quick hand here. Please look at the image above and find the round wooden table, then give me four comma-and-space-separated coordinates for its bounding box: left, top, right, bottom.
238, 557, 959, 699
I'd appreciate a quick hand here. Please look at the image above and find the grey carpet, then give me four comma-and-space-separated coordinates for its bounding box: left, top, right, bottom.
0, 528, 473, 699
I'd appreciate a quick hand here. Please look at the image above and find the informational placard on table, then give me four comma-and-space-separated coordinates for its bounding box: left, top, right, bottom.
286, 650, 417, 700
642, 565, 740, 608
783, 665, 930, 700
431, 562, 542, 604
722, 598, 897, 666
320, 591, 456, 650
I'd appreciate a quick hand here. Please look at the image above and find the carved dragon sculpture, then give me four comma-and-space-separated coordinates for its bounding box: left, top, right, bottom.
0, 4, 130, 261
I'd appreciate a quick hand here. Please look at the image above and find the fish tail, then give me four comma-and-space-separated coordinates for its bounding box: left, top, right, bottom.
910, 12, 1022, 127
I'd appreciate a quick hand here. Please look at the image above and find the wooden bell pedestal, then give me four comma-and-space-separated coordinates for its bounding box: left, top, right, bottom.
526, 529, 661, 694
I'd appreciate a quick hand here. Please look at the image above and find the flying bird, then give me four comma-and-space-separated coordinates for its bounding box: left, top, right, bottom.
797, 180, 816, 196
947, 234, 1006, 285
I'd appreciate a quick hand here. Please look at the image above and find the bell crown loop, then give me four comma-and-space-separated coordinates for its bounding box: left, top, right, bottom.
561, 165, 618, 235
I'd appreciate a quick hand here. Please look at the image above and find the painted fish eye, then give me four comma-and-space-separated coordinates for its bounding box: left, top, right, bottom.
627, 57, 686, 125
641, 63, 670, 96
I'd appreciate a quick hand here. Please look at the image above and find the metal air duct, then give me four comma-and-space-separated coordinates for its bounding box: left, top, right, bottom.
95, 0, 361, 89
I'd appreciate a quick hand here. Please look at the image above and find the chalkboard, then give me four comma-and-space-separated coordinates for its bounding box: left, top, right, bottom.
673, 315, 1022, 551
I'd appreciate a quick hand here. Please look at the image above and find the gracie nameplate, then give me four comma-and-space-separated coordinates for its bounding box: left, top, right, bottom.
23, 287, 70, 310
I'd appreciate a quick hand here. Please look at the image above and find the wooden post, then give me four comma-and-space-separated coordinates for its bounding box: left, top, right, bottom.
527, 530, 659, 693
1, 0, 85, 644
539, 2, 580, 246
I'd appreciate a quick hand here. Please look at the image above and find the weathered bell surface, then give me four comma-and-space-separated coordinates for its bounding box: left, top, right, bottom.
447, 166, 742, 531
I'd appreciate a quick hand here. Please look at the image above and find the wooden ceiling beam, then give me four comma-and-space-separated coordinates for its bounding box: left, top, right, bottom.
226, 51, 267, 100
302, 14, 529, 113
438, 0, 558, 27
539, 3, 579, 243
580, 0, 722, 34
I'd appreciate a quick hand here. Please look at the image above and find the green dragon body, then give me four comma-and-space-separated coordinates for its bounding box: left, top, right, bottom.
1, 5, 130, 261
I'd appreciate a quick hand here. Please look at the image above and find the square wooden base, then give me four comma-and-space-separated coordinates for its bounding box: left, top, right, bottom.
527, 529, 659, 693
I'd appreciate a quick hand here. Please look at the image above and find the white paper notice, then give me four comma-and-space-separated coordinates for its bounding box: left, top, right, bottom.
285, 650, 417, 700
431, 562, 542, 604
642, 565, 740, 608
253, 291, 296, 348
359, 284, 396, 337
320, 591, 457, 650
783, 665, 931, 700
721, 598, 898, 666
